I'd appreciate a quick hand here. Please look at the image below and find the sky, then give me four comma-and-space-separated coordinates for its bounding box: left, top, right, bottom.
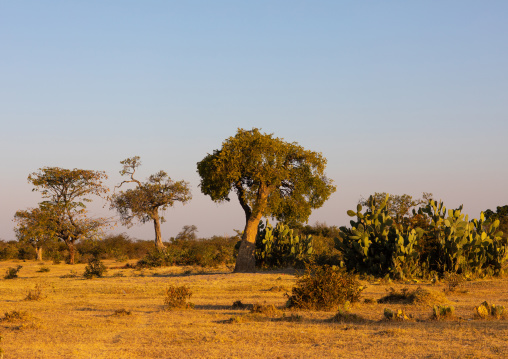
1, 1, 507, 242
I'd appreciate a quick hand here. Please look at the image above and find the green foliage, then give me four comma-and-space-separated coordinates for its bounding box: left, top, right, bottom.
136, 235, 237, 268
197, 128, 336, 224
286, 265, 363, 311
338, 194, 508, 278
163, 285, 194, 310
26, 167, 109, 264
255, 219, 313, 268
4, 265, 22, 279
111, 156, 192, 248
197, 128, 336, 272
338, 194, 423, 279
421, 200, 507, 275
83, 248, 108, 279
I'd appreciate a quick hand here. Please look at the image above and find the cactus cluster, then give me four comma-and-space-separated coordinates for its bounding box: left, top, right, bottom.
474, 301, 505, 319
338, 194, 422, 279
422, 200, 507, 275
338, 195, 507, 278
255, 220, 313, 268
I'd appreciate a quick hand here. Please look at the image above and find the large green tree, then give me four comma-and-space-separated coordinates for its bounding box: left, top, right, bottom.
110, 157, 192, 249
27, 167, 109, 264
197, 128, 336, 272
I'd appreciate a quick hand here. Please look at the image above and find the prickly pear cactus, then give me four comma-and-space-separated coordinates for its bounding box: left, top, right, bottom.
255, 219, 313, 268
338, 194, 422, 278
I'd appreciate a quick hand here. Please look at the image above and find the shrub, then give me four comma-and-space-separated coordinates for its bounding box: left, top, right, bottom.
378, 287, 448, 306
163, 285, 194, 310
83, 248, 108, 279
24, 283, 46, 301
3, 310, 32, 322
36, 266, 50, 273
83, 257, 107, 279
4, 265, 22, 279
286, 265, 363, 311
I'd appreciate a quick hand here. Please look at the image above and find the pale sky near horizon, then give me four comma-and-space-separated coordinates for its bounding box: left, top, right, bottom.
1, 1, 507, 242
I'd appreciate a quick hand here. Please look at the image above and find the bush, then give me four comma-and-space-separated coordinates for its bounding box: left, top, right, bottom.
83, 248, 107, 279
163, 285, 194, 310
286, 265, 364, 311
4, 265, 22, 279
378, 287, 448, 306
137, 236, 237, 268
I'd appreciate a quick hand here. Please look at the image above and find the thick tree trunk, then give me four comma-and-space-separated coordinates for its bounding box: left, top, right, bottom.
67, 241, 76, 265
153, 214, 165, 249
234, 214, 263, 272
35, 246, 43, 261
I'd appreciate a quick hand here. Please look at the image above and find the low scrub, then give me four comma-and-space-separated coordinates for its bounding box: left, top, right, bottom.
164, 285, 194, 310
4, 265, 22, 279
378, 287, 448, 306
286, 265, 363, 311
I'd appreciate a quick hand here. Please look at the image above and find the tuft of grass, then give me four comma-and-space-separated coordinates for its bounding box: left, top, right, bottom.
60, 270, 78, 278
24, 283, 46, 301
163, 285, 194, 310
3, 310, 32, 322
112, 309, 132, 316
36, 266, 50, 273
4, 265, 22, 279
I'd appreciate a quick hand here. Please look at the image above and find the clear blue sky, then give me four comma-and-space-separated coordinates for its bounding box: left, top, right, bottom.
1, 1, 507, 241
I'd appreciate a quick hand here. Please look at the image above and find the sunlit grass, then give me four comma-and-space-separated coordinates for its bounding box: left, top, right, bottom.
0, 260, 507, 358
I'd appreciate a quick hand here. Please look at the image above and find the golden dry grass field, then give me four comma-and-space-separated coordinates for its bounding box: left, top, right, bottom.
0, 260, 507, 359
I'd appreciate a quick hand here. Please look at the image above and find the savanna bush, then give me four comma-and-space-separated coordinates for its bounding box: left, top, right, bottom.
164, 285, 194, 310
286, 265, 363, 311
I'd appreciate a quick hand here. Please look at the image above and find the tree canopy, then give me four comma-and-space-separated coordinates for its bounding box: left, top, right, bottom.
13, 204, 58, 261
26, 167, 109, 264
197, 128, 336, 272
110, 156, 192, 248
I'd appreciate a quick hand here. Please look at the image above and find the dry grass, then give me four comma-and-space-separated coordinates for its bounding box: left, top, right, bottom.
0, 260, 507, 358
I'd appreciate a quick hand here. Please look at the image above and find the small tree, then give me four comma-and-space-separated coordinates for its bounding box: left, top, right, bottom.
110, 157, 192, 249
197, 128, 336, 272
28, 167, 109, 264
13, 204, 58, 261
